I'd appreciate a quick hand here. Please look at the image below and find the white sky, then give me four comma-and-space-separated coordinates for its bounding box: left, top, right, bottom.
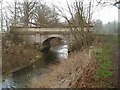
93, 5, 118, 24
1, 0, 118, 24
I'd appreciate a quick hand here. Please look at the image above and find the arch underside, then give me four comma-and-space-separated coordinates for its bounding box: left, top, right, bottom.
43, 37, 63, 47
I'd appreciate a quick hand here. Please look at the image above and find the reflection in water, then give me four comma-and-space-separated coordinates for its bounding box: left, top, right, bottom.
2, 43, 68, 88
43, 51, 57, 64
51, 45, 68, 60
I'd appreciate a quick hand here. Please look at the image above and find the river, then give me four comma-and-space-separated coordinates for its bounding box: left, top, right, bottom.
1, 43, 68, 88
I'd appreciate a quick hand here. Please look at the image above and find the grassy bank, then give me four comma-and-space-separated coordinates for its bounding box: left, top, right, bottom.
72, 35, 118, 88
30, 49, 91, 88
92, 43, 113, 87
91, 35, 118, 88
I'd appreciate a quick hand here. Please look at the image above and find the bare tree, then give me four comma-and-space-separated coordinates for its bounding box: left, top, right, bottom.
55, 0, 108, 51
0, 0, 3, 32
5, 1, 20, 26
23, 0, 37, 27
5, 0, 37, 27
47, 7, 60, 27
0, 0, 11, 31
32, 2, 60, 27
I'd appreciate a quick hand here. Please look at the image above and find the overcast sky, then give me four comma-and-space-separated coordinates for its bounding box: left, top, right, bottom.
1, 0, 118, 24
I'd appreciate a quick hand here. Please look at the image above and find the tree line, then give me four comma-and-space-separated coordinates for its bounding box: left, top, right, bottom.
93, 20, 118, 34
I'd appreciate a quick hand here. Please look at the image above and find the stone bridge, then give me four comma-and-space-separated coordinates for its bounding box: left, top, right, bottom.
10, 26, 93, 48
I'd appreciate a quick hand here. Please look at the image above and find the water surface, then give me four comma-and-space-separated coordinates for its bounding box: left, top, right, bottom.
2, 43, 68, 88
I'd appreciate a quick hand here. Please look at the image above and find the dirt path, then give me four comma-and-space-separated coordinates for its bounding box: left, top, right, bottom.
118, 36, 120, 87
0, 33, 2, 76
118, 47, 120, 87
106, 35, 119, 88
110, 43, 118, 87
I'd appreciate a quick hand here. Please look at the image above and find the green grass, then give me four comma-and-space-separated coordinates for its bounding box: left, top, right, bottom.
92, 39, 114, 87
93, 44, 113, 79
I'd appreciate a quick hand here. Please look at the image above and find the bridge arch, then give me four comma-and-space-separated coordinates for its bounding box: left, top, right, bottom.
40, 34, 64, 43
42, 37, 64, 47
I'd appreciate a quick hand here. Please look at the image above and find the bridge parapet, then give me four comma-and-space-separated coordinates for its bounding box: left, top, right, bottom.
10, 26, 93, 35
10, 27, 69, 34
